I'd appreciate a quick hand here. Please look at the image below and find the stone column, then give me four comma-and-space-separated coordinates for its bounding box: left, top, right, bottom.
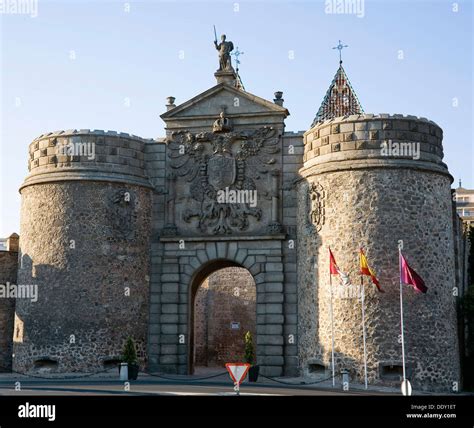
162, 172, 178, 236
267, 170, 283, 234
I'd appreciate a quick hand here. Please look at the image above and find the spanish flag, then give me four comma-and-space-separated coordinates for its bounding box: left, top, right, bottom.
359, 249, 383, 292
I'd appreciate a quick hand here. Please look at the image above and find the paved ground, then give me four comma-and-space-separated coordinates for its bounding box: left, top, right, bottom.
0, 369, 409, 396
0, 366, 464, 396
0, 380, 395, 396
0, 382, 365, 396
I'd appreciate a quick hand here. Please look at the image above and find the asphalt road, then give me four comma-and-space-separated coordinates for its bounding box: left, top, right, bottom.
0, 380, 387, 396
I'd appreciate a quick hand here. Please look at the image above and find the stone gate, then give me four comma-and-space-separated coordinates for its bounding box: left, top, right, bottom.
146, 68, 302, 377
3, 34, 466, 392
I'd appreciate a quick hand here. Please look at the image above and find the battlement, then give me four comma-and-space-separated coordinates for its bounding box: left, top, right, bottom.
32, 129, 158, 142
283, 130, 306, 136
302, 113, 446, 175
309, 113, 442, 127
22, 130, 164, 191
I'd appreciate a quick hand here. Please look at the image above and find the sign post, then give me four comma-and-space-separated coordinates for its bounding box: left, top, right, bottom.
225, 363, 251, 396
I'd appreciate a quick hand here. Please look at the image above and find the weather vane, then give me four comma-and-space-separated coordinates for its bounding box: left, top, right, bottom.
332, 40, 348, 65
231, 47, 244, 73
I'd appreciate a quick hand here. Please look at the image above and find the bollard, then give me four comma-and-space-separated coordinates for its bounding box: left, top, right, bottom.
120, 363, 128, 381
341, 369, 350, 390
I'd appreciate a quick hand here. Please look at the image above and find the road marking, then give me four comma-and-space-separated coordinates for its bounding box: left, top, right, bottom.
149, 391, 283, 396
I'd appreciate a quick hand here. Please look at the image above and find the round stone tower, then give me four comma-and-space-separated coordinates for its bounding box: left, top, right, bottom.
14, 130, 153, 373
297, 114, 460, 392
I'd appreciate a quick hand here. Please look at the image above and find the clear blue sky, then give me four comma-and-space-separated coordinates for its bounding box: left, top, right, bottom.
1, 0, 472, 236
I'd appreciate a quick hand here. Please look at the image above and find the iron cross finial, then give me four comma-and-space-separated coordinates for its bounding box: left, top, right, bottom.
231, 47, 244, 72
332, 40, 348, 65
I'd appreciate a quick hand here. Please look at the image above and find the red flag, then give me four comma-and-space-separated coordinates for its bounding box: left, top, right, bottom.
400, 252, 428, 294
328, 247, 339, 275
329, 247, 351, 285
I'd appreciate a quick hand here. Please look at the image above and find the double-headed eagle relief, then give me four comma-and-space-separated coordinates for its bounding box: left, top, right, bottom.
167, 112, 280, 234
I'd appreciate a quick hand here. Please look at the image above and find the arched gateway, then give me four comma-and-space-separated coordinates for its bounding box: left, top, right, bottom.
7, 34, 463, 392
145, 45, 301, 378
153, 236, 295, 377
191, 264, 256, 373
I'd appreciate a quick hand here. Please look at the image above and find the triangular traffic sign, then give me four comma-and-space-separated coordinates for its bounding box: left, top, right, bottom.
225, 363, 251, 385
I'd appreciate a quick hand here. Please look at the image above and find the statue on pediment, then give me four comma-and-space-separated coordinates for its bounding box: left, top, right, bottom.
214, 34, 234, 71
213, 111, 233, 133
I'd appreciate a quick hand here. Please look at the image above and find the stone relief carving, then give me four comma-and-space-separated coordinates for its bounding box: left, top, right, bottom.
167, 124, 280, 234
109, 189, 136, 239
308, 182, 325, 232
212, 111, 233, 133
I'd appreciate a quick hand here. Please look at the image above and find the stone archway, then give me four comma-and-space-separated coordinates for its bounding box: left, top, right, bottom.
190, 261, 257, 374
151, 238, 288, 377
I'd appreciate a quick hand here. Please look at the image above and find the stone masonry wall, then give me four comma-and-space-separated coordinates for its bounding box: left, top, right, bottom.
15, 182, 152, 372
297, 114, 460, 392
194, 267, 256, 366
15, 131, 153, 373
0, 237, 19, 372
25, 129, 153, 187
281, 131, 304, 375
149, 84, 296, 377
151, 237, 286, 377
145, 138, 167, 371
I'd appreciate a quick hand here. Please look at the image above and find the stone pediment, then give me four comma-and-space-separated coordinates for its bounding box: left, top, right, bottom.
160, 83, 289, 122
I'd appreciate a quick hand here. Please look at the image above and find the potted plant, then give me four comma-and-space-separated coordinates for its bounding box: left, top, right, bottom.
244, 331, 259, 382
120, 337, 139, 381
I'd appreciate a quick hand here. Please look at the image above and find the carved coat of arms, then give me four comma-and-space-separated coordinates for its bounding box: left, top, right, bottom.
167, 122, 280, 234
309, 182, 325, 232
207, 154, 236, 189
109, 189, 136, 239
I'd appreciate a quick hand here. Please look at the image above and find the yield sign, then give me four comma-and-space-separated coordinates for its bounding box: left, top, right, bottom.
225, 363, 250, 385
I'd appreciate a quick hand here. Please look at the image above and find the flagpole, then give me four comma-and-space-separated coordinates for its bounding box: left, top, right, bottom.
399, 248, 407, 395
360, 274, 368, 389
329, 254, 336, 387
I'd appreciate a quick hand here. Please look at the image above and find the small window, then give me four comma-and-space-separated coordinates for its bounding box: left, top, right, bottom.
380, 364, 403, 380
308, 363, 326, 374
103, 359, 121, 369
34, 358, 58, 370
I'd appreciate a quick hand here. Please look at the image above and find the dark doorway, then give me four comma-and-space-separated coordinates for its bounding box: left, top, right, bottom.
189, 262, 256, 374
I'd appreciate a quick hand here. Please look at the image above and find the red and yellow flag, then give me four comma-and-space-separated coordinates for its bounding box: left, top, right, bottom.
359, 249, 383, 293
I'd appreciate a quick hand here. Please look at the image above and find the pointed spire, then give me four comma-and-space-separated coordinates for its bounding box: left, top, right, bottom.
311, 58, 364, 127
234, 71, 245, 91
231, 47, 245, 91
